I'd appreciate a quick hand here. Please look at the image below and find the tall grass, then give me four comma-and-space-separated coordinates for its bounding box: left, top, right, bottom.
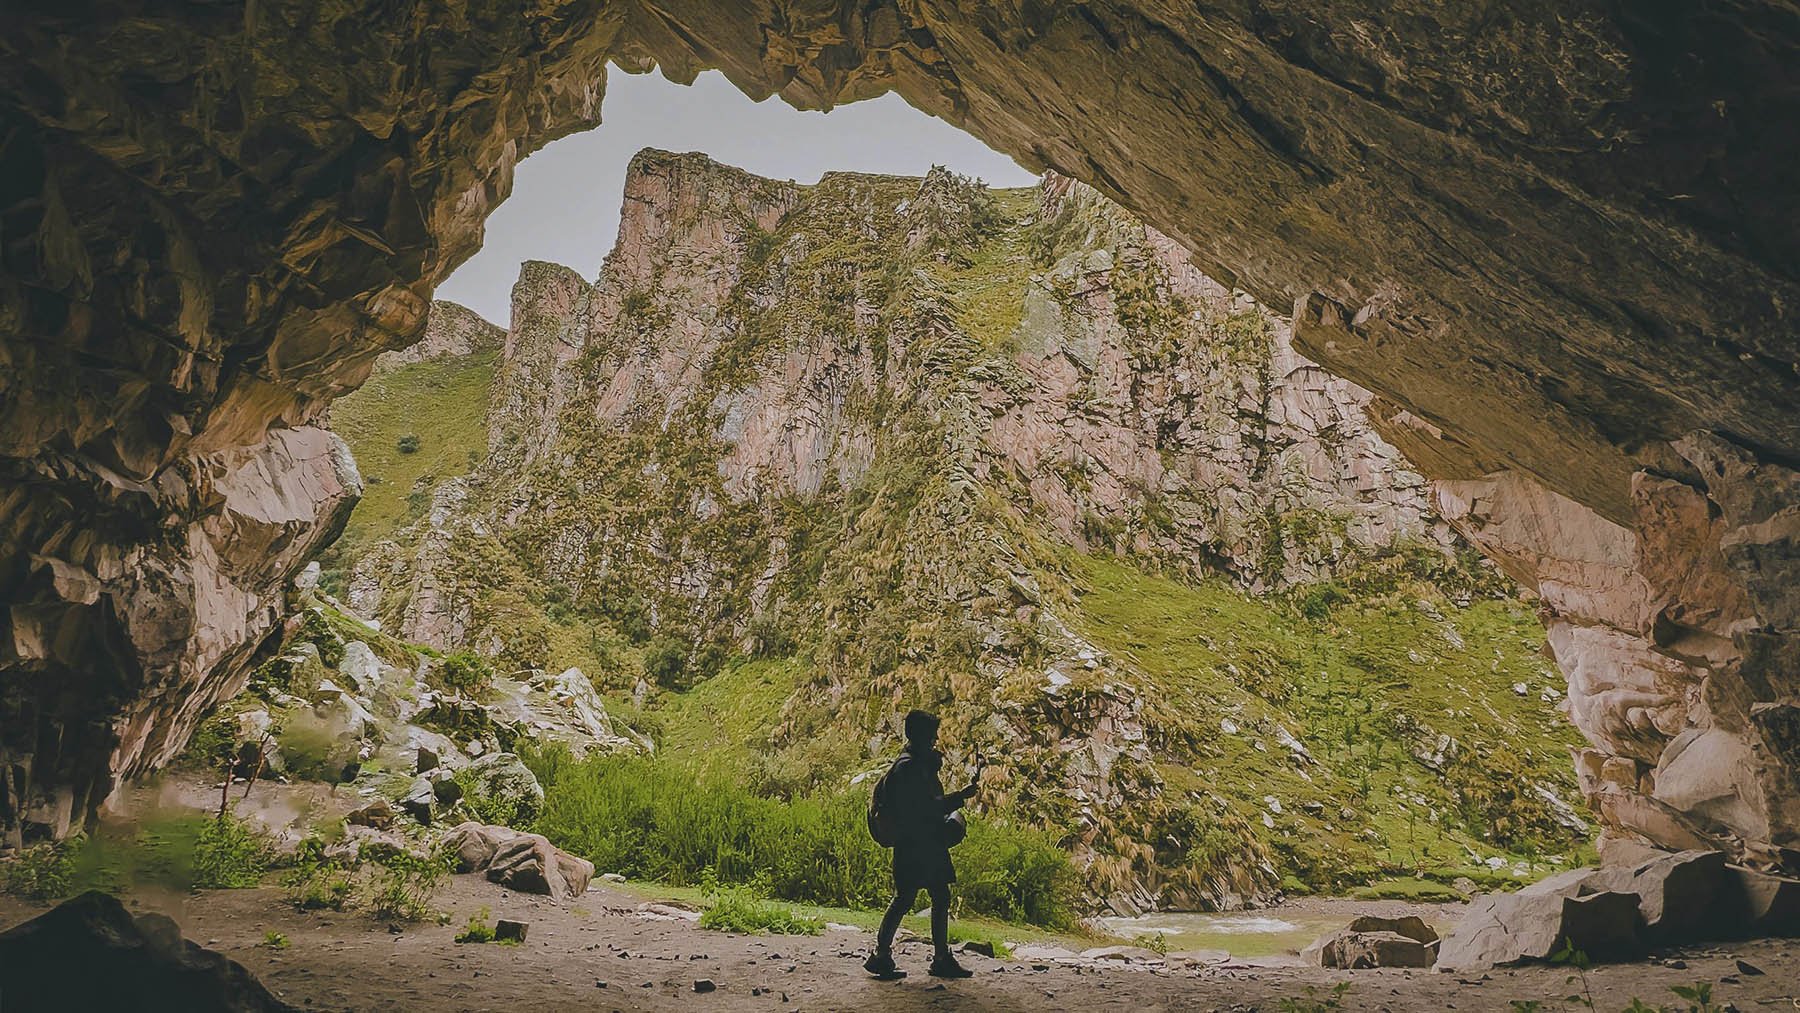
528, 750, 1078, 929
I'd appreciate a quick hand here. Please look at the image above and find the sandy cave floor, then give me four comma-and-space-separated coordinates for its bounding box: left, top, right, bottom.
4, 877, 1800, 1012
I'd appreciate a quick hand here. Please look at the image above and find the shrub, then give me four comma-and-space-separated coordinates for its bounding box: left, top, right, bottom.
451, 765, 537, 829
0, 839, 77, 901
643, 637, 689, 690
433, 650, 495, 695
276, 712, 360, 783
532, 755, 1080, 927
698, 886, 823, 935
283, 839, 353, 911
364, 846, 452, 922
193, 813, 270, 888
396, 434, 421, 454
953, 818, 1080, 929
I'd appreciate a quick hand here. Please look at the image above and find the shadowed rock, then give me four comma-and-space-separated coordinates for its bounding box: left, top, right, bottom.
0, 891, 295, 1012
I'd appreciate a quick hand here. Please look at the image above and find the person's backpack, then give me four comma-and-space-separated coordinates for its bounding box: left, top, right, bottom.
866, 764, 899, 848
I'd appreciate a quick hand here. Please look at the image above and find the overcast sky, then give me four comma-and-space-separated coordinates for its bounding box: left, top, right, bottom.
435, 68, 1038, 325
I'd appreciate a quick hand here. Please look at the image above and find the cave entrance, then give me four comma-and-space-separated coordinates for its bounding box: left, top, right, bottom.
309, 63, 1591, 927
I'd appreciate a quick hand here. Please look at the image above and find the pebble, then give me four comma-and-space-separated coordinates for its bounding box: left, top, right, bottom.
693, 978, 717, 993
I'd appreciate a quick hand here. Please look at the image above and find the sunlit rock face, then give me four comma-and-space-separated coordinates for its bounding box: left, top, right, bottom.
0, 3, 1794, 857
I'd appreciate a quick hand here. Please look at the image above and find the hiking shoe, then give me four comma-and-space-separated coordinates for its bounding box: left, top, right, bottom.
928, 955, 974, 979
863, 952, 905, 980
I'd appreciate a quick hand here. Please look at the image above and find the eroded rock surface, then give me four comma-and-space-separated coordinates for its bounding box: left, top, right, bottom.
0, 4, 1794, 861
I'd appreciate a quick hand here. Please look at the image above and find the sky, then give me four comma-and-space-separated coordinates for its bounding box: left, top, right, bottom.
436, 68, 1039, 325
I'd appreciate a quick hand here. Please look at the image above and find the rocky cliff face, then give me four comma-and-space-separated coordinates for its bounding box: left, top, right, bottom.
1, 428, 360, 842
333, 151, 1584, 911
1, 3, 1793, 868
360, 152, 1450, 644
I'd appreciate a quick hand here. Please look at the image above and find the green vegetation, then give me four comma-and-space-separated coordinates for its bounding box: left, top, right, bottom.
0, 811, 272, 899
528, 752, 1078, 928
0, 839, 77, 900
699, 884, 825, 935
263, 931, 290, 949
433, 649, 494, 695
319, 349, 499, 592
455, 906, 497, 943
282, 836, 451, 921
1058, 549, 1584, 891
192, 813, 271, 888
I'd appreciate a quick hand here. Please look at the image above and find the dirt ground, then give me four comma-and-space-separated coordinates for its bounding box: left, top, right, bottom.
3, 876, 1797, 1012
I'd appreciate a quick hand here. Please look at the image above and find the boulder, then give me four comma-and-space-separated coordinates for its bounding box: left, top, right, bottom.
1727, 865, 1800, 936
487, 833, 595, 901
339, 641, 384, 695
1345, 914, 1437, 944
495, 919, 529, 943
417, 743, 440, 773
1303, 929, 1436, 969
1587, 848, 1727, 941
460, 752, 544, 823
346, 798, 396, 830
0, 891, 296, 1012
443, 821, 516, 873
1435, 871, 1643, 972
398, 776, 437, 824
440, 821, 594, 901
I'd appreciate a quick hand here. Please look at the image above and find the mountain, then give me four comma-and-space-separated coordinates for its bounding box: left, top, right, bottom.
320, 149, 1586, 913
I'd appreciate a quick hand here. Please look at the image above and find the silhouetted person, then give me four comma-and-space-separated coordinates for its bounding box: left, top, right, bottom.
864, 709, 979, 980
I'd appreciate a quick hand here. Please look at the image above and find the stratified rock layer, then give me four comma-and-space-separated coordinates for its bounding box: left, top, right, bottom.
0, 4, 1794, 860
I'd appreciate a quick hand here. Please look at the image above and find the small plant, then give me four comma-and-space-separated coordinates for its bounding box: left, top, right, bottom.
1276, 982, 1350, 1012
455, 906, 496, 944
0, 838, 77, 901
697, 886, 823, 936
364, 846, 452, 922
282, 838, 353, 911
193, 813, 269, 889
1134, 930, 1170, 957
262, 931, 290, 949
396, 434, 421, 454
1550, 937, 1596, 1009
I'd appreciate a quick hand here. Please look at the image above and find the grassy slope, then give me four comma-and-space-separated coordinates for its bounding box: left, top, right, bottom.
1061, 551, 1586, 890
327, 351, 499, 544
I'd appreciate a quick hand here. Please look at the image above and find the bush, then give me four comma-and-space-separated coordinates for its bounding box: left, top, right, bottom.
643, 637, 689, 690
0, 839, 77, 901
276, 712, 360, 783
193, 814, 270, 888
366, 846, 451, 922
283, 839, 353, 911
396, 434, 421, 454
699, 886, 823, 935
433, 650, 494, 695
954, 818, 1080, 929
532, 755, 1080, 927
281, 837, 450, 921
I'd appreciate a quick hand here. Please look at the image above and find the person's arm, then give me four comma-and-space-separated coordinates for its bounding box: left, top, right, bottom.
940, 761, 982, 813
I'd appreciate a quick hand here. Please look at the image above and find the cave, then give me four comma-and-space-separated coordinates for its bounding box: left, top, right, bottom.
0, 0, 1795, 890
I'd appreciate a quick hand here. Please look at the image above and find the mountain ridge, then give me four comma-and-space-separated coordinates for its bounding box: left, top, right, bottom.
320, 148, 1586, 912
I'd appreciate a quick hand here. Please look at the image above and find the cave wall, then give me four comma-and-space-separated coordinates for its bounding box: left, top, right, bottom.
0, 3, 1794, 858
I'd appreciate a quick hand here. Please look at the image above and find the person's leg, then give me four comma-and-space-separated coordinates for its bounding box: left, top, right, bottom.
876, 887, 913, 954
927, 883, 952, 958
